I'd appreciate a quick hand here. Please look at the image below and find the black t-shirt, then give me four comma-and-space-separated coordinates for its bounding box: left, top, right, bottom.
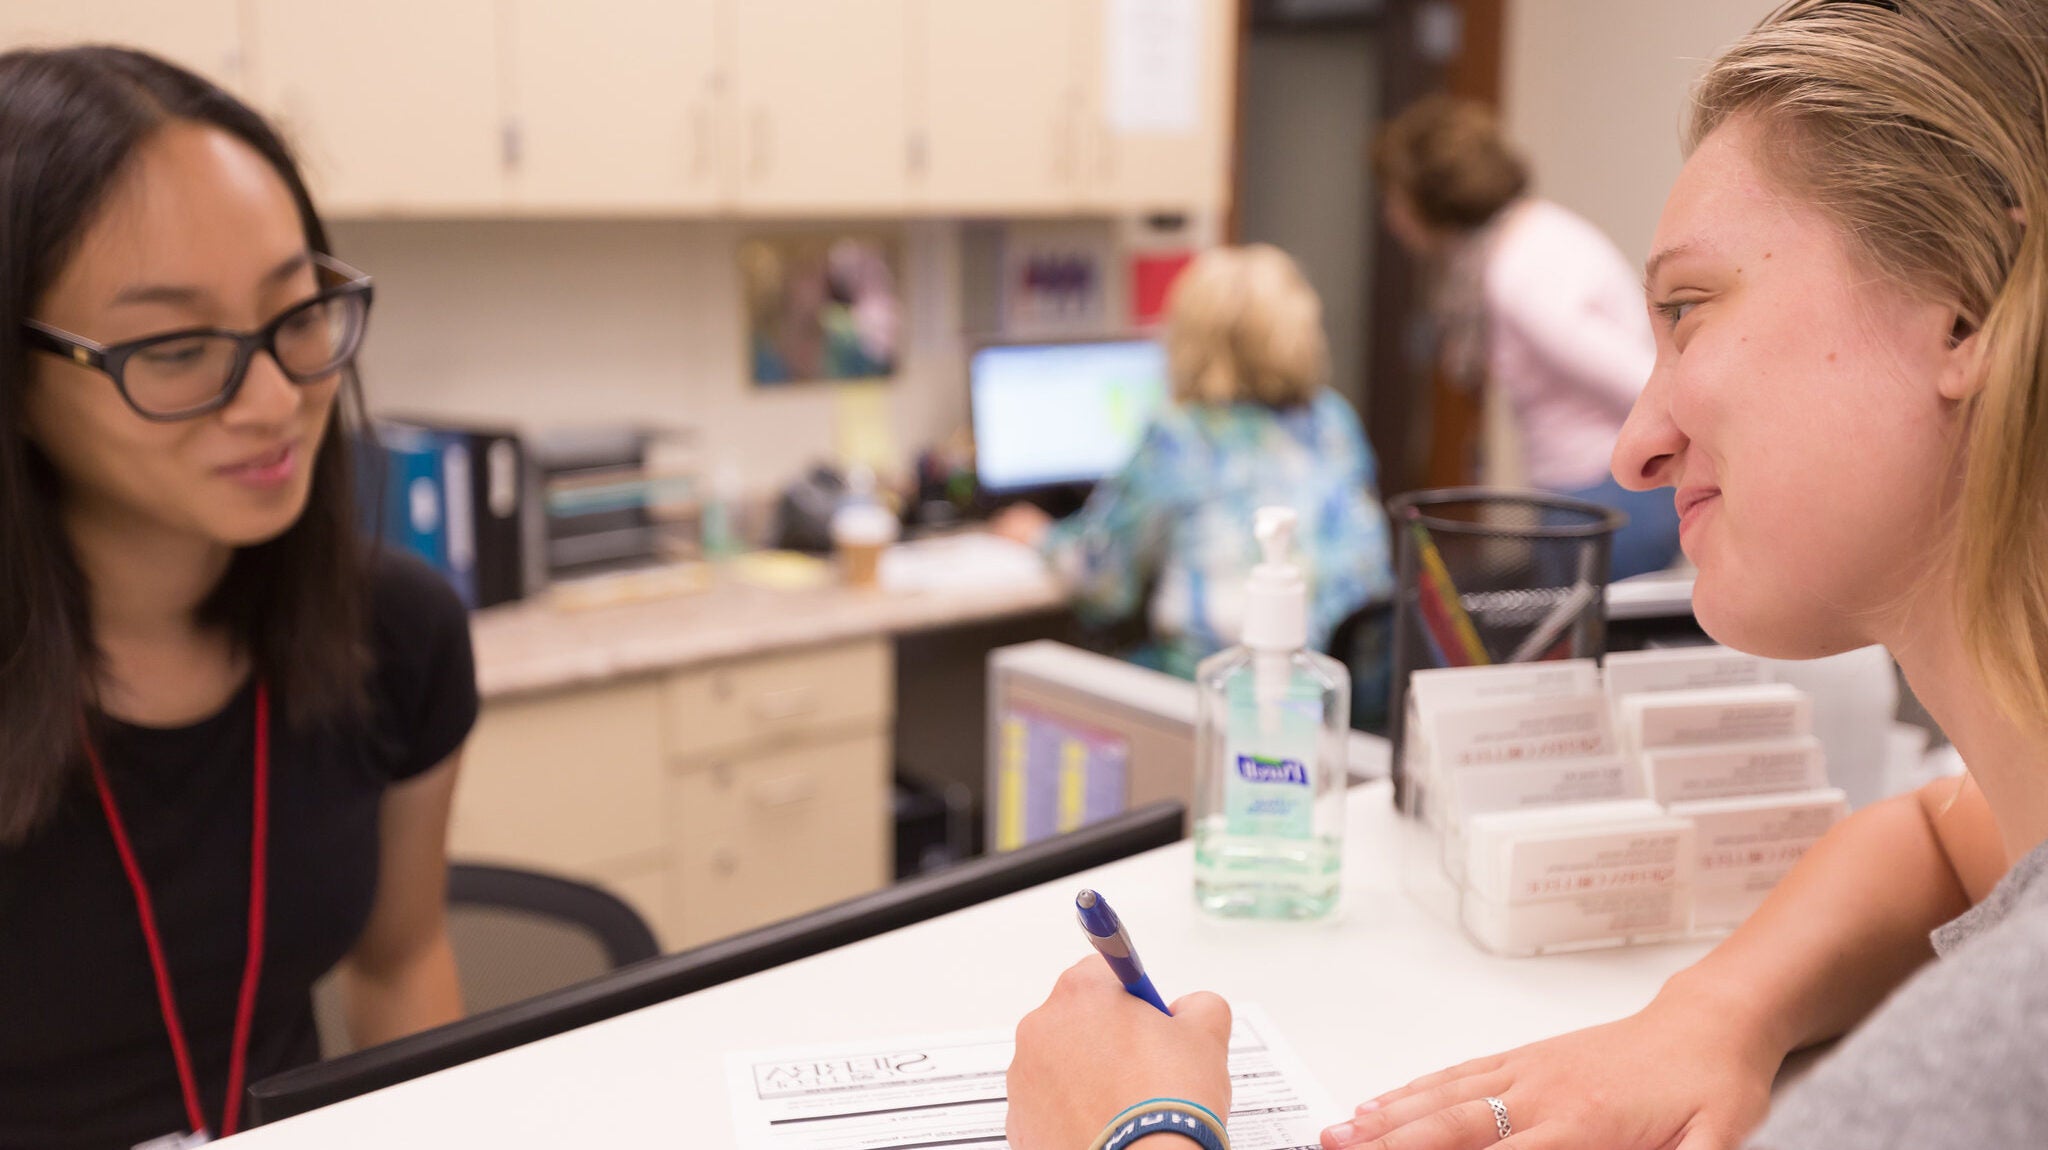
0, 551, 479, 1150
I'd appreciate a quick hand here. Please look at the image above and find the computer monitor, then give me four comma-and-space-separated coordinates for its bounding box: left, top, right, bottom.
970, 338, 1170, 496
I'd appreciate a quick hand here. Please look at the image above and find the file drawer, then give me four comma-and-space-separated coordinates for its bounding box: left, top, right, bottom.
660, 638, 892, 765
667, 731, 891, 947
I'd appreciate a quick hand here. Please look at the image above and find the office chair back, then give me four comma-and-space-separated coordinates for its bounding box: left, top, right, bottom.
309, 864, 660, 1059
246, 799, 1185, 1127
444, 864, 661, 1014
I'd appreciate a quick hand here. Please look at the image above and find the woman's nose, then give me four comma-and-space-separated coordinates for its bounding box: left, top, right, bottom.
220, 349, 302, 428
1612, 366, 1685, 491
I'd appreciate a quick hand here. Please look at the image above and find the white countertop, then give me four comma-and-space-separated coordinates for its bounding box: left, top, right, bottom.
231, 781, 1711, 1148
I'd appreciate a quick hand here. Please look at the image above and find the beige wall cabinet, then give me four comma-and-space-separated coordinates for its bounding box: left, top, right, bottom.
504, 0, 724, 212
0, 1, 245, 93
914, 0, 1235, 215
1075, 0, 1236, 214
725, 0, 913, 215
15, 0, 1235, 217
914, 0, 1088, 214
453, 637, 894, 951
246, 0, 506, 214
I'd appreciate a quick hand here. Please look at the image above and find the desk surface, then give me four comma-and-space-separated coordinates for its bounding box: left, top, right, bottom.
471, 552, 1065, 701
471, 548, 1697, 703
234, 782, 1710, 1148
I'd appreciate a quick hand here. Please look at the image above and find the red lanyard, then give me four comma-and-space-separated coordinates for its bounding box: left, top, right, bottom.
81, 684, 271, 1141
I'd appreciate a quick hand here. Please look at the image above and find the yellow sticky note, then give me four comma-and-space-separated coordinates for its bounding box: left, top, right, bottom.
834, 382, 897, 476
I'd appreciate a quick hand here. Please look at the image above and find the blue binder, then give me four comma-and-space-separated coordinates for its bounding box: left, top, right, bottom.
365, 421, 471, 605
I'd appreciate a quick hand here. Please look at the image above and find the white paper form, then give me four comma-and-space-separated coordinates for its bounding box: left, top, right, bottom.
726, 1003, 1336, 1150
1105, 0, 1201, 135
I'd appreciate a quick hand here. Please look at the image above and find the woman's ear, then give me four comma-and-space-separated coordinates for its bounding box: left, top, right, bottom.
1938, 311, 1992, 402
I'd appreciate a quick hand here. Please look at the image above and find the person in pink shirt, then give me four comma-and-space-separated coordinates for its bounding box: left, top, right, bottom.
1374, 95, 1681, 579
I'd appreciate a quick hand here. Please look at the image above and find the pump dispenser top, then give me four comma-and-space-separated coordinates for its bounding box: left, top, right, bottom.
1242, 506, 1307, 652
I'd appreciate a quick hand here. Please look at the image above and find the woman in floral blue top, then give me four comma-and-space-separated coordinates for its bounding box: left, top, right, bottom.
994, 245, 1394, 680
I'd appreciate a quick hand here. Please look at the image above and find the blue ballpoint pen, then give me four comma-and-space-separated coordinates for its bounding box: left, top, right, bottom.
1075, 888, 1172, 1015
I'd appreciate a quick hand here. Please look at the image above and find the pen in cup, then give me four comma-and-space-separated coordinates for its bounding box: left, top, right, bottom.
1075, 888, 1171, 1015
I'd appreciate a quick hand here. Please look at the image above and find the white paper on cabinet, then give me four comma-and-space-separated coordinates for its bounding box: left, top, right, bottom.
1107, 0, 1202, 135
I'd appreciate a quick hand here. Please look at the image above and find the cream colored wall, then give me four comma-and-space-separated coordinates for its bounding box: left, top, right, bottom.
1502, 0, 1781, 265
328, 218, 967, 493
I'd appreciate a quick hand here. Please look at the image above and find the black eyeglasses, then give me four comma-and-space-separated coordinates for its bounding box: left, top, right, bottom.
22, 253, 375, 422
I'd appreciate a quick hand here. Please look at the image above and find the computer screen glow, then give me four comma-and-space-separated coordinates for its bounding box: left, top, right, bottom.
971, 340, 1170, 492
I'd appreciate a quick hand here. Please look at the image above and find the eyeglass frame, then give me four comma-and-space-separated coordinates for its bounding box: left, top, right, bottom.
20, 251, 375, 423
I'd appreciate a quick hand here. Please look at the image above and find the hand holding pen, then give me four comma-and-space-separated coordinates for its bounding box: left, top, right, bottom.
1005, 889, 1235, 1150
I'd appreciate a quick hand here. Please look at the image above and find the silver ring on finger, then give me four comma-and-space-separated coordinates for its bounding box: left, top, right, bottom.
1483, 1096, 1511, 1141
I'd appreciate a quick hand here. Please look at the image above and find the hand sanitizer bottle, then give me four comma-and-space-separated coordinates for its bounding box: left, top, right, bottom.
1194, 506, 1350, 919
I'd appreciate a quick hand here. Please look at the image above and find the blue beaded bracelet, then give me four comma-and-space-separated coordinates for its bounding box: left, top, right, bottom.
1096, 1104, 1231, 1150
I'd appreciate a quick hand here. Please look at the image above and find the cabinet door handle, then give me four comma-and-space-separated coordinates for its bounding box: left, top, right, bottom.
750, 772, 817, 810
751, 685, 820, 721
502, 119, 523, 172
749, 108, 772, 181
690, 99, 713, 179
1054, 90, 1082, 184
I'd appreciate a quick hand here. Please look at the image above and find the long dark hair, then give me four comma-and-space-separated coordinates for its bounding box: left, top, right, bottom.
0, 47, 370, 844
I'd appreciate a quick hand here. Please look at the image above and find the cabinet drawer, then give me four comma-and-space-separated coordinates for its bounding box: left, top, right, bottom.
667, 732, 892, 948
661, 639, 892, 765
452, 678, 666, 873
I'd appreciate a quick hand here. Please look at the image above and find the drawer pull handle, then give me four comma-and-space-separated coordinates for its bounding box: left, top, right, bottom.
750, 774, 817, 809
751, 686, 821, 721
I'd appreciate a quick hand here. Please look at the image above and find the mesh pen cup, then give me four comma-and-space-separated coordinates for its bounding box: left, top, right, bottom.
1385, 488, 1625, 808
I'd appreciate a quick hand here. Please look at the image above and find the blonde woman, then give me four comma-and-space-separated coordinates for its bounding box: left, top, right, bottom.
993, 244, 1393, 680
1006, 2, 2048, 1148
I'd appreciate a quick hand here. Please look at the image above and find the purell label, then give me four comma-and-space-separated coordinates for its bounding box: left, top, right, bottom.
1225, 702, 1319, 842
1236, 754, 1311, 785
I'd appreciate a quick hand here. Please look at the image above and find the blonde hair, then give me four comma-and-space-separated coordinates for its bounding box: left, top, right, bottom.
1692, 0, 2048, 722
1165, 244, 1328, 408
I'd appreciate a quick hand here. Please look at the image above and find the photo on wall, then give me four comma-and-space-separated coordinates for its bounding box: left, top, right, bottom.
740, 232, 902, 386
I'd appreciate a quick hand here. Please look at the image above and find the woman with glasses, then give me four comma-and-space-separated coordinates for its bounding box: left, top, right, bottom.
0, 47, 476, 1148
